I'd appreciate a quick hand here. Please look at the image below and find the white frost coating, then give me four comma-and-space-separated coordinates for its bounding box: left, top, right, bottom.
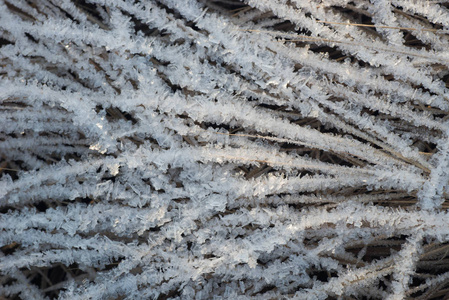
1, 0, 449, 299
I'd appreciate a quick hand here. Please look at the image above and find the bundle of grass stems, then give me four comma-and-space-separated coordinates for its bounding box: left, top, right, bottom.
2, 0, 449, 299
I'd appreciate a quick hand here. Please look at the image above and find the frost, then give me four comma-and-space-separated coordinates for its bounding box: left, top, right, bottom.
1, 0, 449, 299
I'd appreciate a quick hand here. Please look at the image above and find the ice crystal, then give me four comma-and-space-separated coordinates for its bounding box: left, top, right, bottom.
1, 0, 449, 299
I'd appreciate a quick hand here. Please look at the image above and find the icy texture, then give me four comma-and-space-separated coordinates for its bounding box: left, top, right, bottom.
1, 0, 449, 299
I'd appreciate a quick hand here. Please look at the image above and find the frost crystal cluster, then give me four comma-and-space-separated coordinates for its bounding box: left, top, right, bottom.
2, 0, 449, 299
